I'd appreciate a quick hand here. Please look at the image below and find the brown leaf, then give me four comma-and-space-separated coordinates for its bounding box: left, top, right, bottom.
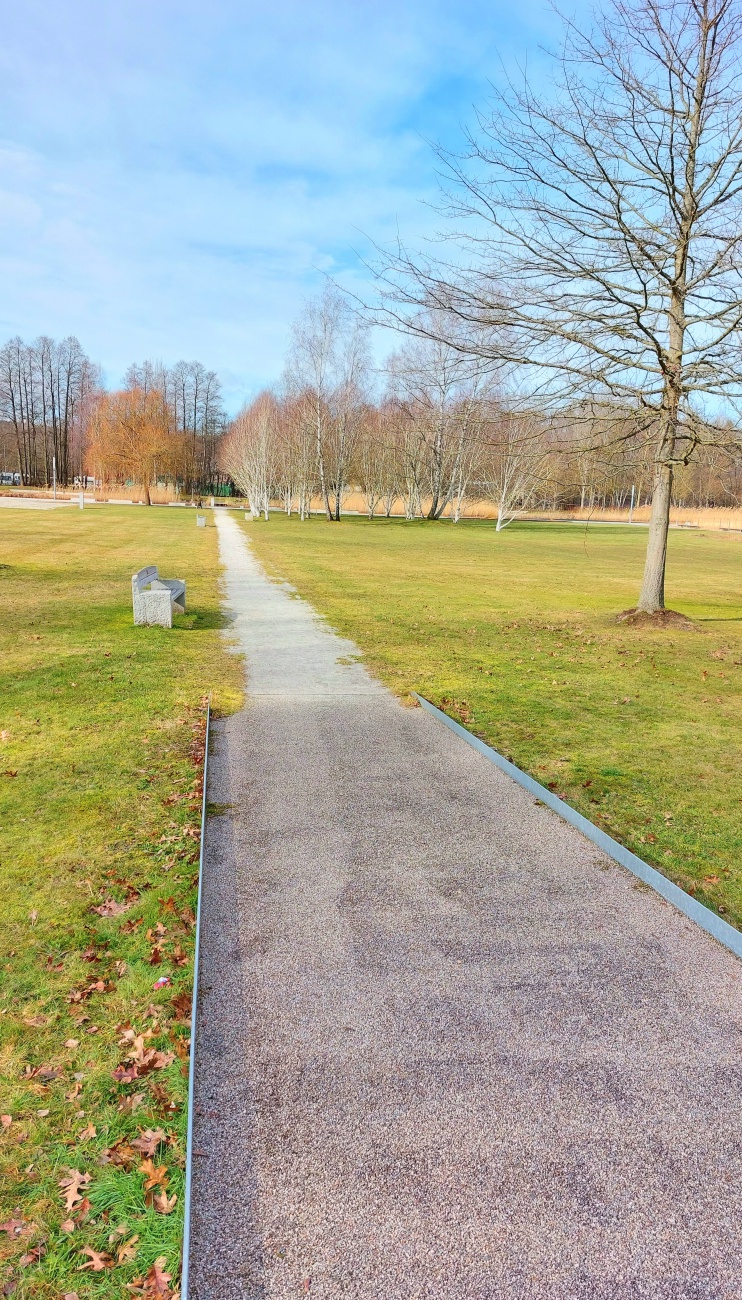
117, 1234, 139, 1264
23, 1014, 47, 1028
180, 907, 196, 928
59, 1169, 91, 1212
171, 993, 192, 1025
140, 1158, 169, 1191
101, 1139, 139, 1170
152, 1190, 177, 1215
113, 1062, 140, 1084
151, 1051, 175, 1071
77, 1122, 97, 1141
171, 943, 188, 967
93, 898, 131, 917
1, 1115, 11, 1129
0, 1217, 24, 1238
118, 1091, 145, 1114
130, 1128, 166, 1157
160, 896, 176, 912
127, 1255, 174, 1298
149, 947, 163, 966
79, 1246, 113, 1271
60, 1219, 76, 1234
19, 1243, 45, 1266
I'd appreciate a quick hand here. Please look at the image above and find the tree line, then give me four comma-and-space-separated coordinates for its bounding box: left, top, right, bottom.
220, 287, 742, 528
0, 344, 226, 494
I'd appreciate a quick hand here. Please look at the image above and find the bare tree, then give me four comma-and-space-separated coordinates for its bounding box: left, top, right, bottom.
385, 322, 496, 520
220, 392, 277, 518
479, 411, 549, 530
286, 285, 370, 520
377, 0, 742, 613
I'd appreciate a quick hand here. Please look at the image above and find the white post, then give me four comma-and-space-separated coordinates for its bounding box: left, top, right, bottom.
79, 492, 84, 510
52, 455, 57, 500
629, 483, 635, 525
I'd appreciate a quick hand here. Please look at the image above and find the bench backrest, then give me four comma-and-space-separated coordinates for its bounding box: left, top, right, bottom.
132, 565, 159, 593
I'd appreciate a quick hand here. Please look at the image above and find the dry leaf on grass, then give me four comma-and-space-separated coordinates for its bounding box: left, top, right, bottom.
60, 1219, 76, 1234
1, 1115, 12, 1129
23, 1014, 47, 1027
152, 1190, 177, 1215
92, 897, 131, 918
59, 1170, 91, 1212
140, 1159, 169, 1191
117, 1234, 140, 1264
79, 1246, 113, 1271
77, 1122, 97, 1141
127, 1255, 175, 1298
130, 1128, 167, 1157
0, 1216, 25, 1238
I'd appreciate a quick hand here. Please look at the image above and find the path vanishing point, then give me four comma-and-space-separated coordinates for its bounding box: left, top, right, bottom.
190, 510, 742, 1300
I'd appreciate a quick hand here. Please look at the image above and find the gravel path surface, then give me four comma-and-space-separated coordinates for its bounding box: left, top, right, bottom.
190, 510, 742, 1300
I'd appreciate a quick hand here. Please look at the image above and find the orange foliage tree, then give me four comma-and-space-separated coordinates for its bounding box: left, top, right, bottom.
86, 388, 178, 504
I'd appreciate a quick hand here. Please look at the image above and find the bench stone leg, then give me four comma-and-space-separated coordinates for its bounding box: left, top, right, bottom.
133, 590, 173, 627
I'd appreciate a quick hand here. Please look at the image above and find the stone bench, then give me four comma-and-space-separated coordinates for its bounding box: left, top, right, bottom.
132, 565, 186, 628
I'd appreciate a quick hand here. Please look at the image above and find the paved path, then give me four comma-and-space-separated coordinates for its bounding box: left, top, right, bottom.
0, 495, 75, 508
190, 511, 742, 1300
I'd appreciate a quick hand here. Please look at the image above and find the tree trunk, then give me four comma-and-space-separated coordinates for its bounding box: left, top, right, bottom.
637, 461, 673, 611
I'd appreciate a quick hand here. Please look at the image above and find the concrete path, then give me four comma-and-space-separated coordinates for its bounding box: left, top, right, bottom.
190, 510, 742, 1300
0, 495, 75, 508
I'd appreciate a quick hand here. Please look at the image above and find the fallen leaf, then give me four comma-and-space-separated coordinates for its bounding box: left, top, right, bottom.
171, 943, 187, 967
59, 1169, 91, 1212
140, 1158, 169, 1191
0, 1218, 24, 1238
29, 910, 38, 926
79, 1246, 113, 1271
23, 1015, 47, 1028
127, 1255, 173, 1298
115, 960, 127, 977
36, 1108, 50, 1118
77, 1122, 97, 1141
19, 1243, 45, 1266
92, 899, 130, 918
151, 1190, 177, 1215
65, 1039, 80, 1049
60, 1219, 76, 1234
101, 1139, 139, 1170
1, 1115, 12, 1129
117, 1234, 139, 1264
171, 993, 191, 1025
64, 1293, 80, 1299
703, 874, 720, 884
131, 1128, 166, 1157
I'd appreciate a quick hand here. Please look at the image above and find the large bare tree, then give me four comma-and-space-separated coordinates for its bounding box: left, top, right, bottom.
377, 0, 742, 613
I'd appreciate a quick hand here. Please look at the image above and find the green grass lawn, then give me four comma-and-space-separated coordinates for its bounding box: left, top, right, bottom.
0, 506, 240, 1299
244, 514, 742, 927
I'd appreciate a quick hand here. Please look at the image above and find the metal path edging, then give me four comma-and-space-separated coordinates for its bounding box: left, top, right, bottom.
414, 692, 742, 962
181, 699, 211, 1300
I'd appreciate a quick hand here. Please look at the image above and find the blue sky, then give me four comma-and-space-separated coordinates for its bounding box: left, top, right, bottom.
0, 0, 576, 412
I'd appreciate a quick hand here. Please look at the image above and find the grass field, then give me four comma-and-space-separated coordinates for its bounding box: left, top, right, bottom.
245, 514, 742, 928
0, 507, 240, 1299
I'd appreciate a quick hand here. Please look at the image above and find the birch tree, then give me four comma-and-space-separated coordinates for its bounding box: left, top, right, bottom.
378, 0, 742, 614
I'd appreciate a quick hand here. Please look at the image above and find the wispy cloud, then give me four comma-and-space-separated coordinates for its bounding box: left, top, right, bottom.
0, 0, 572, 410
